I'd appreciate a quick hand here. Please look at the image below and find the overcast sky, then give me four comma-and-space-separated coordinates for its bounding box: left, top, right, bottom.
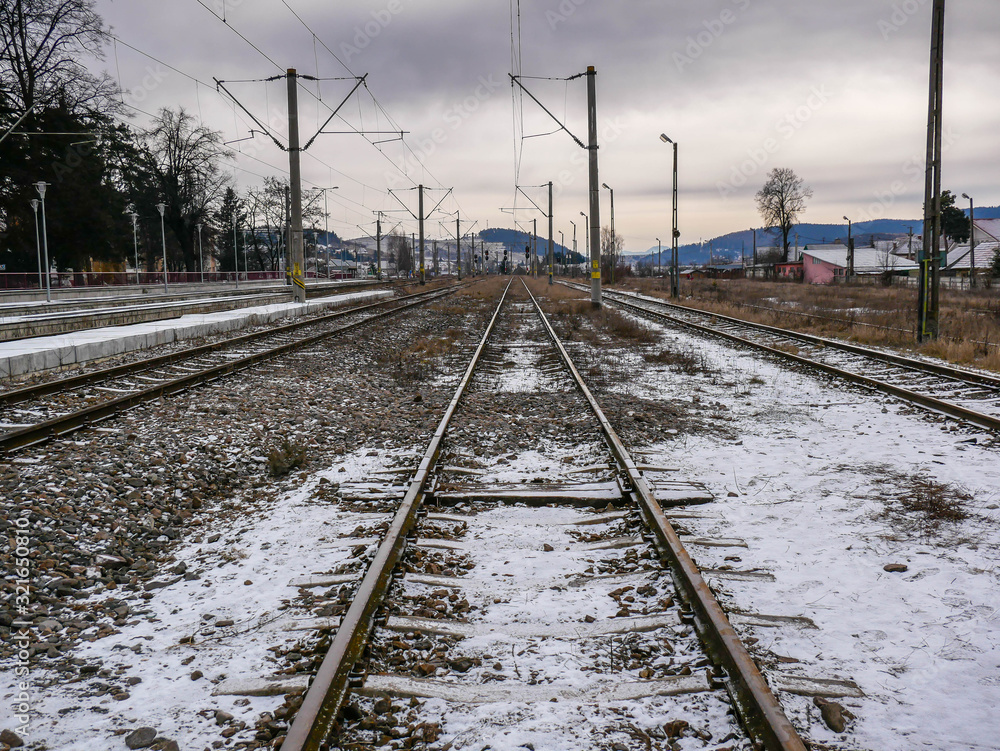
95, 0, 1000, 251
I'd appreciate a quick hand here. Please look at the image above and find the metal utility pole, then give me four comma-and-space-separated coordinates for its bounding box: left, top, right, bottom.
376, 214, 382, 280
286, 69, 306, 302
532, 218, 537, 277
657, 238, 661, 277
35, 181, 51, 302
155, 201, 168, 293
433, 239, 438, 276
128, 209, 139, 286
908, 226, 914, 259
671, 140, 679, 297
962, 193, 975, 287
418, 184, 425, 285
586, 66, 602, 306
284, 184, 291, 285
753, 228, 757, 269
547, 181, 554, 284
197, 223, 204, 284
918, 0, 946, 341
233, 219, 240, 289
456, 213, 462, 281
603, 183, 615, 284
844, 217, 854, 280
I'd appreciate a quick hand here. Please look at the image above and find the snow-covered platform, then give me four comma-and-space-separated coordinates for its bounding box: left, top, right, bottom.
0, 288, 393, 379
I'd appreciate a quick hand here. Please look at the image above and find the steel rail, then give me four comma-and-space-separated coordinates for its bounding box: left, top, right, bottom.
1, 284, 463, 408
603, 288, 1000, 391
523, 279, 806, 751
281, 279, 513, 751
598, 291, 1000, 433
0, 286, 464, 455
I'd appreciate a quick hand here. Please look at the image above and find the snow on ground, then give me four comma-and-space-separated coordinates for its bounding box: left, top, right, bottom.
393, 509, 738, 751
3, 448, 395, 750
618, 315, 1000, 751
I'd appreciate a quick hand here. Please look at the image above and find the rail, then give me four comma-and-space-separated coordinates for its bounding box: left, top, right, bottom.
523, 279, 806, 751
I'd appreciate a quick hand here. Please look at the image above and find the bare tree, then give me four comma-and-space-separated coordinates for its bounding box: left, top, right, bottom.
142, 108, 231, 272
755, 167, 813, 263
388, 231, 411, 275
601, 225, 624, 279
0, 0, 119, 113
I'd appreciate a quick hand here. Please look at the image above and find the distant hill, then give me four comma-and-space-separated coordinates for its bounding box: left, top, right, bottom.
481, 227, 584, 264
633, 206, 1000, 266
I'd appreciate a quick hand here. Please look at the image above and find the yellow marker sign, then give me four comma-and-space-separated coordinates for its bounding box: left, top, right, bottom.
592, 260, 599, 269
294, 264, 301, 276
591, 271, 601, 279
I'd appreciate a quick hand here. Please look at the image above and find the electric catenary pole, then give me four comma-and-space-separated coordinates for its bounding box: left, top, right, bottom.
509, 66, 602, 305
918, 0, 946, 341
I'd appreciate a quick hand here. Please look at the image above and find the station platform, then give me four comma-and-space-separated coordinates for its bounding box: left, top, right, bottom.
0, 288, 393, 380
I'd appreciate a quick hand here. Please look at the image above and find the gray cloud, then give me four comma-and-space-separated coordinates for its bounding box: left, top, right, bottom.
93, 0, 1000, 249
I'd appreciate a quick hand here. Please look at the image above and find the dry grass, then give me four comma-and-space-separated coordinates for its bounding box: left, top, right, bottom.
875, 471, 973, 539
526, 278, 659, 345
642, 347, 707, 375
619, 277, 1000, 372
268, 438, 306, 476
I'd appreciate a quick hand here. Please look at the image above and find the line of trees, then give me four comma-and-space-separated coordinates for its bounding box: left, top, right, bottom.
1, 0, 344, 277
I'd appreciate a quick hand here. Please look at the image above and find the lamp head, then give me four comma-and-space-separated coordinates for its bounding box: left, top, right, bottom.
30, 198, 39, 211
34, 181, 47, 199
602, 183, 610, 190
156, 203, 166, 216
843, 216, 849, 222
580, 211, 586, 218
961, 193, 970, 200
659, 133, 672, 144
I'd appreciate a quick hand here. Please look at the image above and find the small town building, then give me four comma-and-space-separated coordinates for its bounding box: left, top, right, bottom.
801, 246, 918, 284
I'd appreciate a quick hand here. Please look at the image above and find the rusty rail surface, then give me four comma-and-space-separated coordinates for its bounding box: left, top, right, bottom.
524, 279, 806, 751
281, 279, 513, 751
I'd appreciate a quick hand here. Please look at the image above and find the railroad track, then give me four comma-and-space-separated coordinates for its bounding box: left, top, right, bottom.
0, 283, 464, 454
572, 284, 1000, 433
278, 279, 812, 751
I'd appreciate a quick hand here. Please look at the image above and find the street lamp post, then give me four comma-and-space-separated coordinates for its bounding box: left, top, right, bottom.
156, 203, 168, 293
602, 183, 614, 284
580, 212, 589, 278
232, 219, 240, 289
127, 210, 140, 285
657, 237, 661, 277
962, 192, 975, 288
844, 216, 853, 281
196, 223, 204, 284
660, 134, 679, 298
559, 230, 564, 272
34, 182, 51, 302
29, 199, 42, 290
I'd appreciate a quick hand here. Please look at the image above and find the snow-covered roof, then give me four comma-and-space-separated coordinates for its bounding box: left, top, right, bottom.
945, 241, 1000, 270
802, 247, 919, 273
973, 218, 1000, 243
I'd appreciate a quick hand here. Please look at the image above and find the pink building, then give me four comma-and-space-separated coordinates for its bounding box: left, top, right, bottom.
801, 246, 918, 284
